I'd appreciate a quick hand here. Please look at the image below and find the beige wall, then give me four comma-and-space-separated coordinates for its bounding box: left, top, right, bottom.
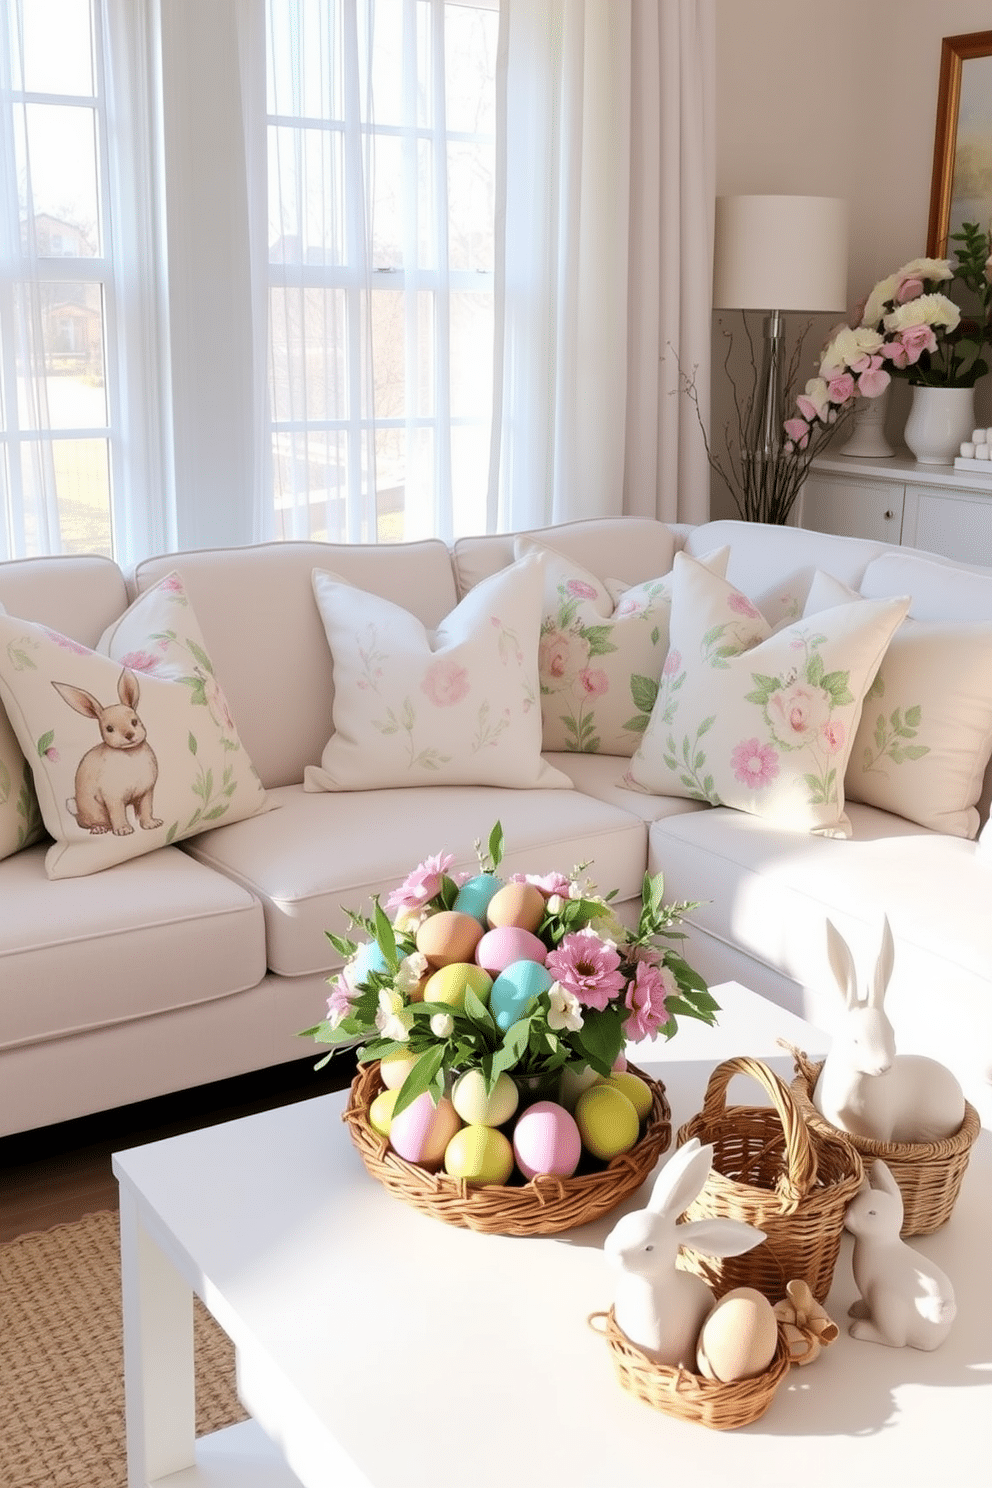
710, 0, 992, 519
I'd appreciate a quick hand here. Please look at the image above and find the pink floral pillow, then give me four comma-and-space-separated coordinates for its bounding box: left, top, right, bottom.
305, 554, 572, 791
516, 538, 728, 755
622, 554, 909, 837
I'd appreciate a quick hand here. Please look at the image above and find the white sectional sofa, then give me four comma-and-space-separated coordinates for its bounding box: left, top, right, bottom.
2, 516, 991, 1137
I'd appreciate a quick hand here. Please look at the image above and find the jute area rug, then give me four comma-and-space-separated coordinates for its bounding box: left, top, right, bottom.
1, 1209, 247, 1488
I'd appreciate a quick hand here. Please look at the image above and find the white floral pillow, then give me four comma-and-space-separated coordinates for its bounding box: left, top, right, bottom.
803, 570, 992, 838
516, 537, 729, 755
305, 553, 572, 791
0, 601, 45, 860
622, 553, 909, 837
0, 574, 269, 878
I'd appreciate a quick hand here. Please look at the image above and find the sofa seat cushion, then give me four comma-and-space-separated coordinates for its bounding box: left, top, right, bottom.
647, 803, 992, 1073
546, 752, 710, 824
0, 843, 266, 1052
182, 782, 648, 977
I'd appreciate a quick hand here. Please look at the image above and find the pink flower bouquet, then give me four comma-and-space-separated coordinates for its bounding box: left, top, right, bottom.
301, 823, 716, 1117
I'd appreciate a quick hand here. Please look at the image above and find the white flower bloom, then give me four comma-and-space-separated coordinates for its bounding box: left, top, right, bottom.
375, 989, 413, 1042
430, 1012, 454, 1038
884, 293, 960, 334
394, 951, 429, 994
859, 274, 900, 330
547, 982, 584, 1032
587, 908, 626, 947
393, 905, 428, 935
802, 377, 831, 418
820, 325, 884, 376
546, 894, 565, 914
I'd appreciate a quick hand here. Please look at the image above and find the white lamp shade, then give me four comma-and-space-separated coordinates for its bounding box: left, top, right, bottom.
713, 195, 849, 313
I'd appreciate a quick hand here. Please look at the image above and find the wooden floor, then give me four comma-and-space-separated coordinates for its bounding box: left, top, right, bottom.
0, 1053, 357, 1244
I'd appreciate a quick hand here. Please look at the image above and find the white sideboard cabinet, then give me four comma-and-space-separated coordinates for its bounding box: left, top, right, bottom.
799, 454, 992, 566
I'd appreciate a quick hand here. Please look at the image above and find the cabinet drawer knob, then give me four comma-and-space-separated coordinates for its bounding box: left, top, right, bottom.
884, 509, 895, 519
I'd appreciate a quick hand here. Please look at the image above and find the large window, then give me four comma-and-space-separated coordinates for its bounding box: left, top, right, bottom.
266, 0, 498, 543
0, 0, 117, 558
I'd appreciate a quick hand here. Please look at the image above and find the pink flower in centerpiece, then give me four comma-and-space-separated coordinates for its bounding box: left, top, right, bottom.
623, 959, 676, 1040
421, 658, 470, 707
731, 737, 780, 789
784, 417, 810, 450
511, 869, 573, 898
826, 372, 856, 404
545, 927, 625, 1011
325, 976, 356, 1029
385, 850, 455, 912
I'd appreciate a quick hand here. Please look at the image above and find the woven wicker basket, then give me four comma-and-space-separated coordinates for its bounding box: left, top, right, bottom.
589, 1308, 791, 1430
343, 1059, 672, 1236
789, 1048, 981, 1236
675, 1056, 864, 1303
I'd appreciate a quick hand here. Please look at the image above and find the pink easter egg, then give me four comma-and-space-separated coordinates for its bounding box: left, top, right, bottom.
388, 1093, 462, 1171
475, 925, 547, 978
512, 1100, 582, 1180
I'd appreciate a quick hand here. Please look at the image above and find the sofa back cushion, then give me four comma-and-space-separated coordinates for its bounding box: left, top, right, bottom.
683, 520, 890, 627
132, 539, 458, 789
453, 517, 681, 596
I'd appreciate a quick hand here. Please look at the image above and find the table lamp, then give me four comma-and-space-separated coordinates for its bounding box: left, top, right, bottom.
713, 195, 849, 460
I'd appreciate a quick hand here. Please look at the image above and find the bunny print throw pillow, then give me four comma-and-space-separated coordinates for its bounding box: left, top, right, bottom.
622, 553, 910, 837
306, 552, 573, 792
0, 574, 269, 878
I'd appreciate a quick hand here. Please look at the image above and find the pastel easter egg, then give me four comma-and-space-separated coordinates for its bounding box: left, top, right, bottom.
512, 1100, 582, 1180
574, 1084, 640, 1161
604, 1070, 653, 1121
451, 1069, 519, 1127
369, 1088, 400, 1136
378, 1049, 421, 1090
560, 1063, 604, 1112
388, 1093, 462, 1171
696, 1288, 779, 1382
489, 959, 554, 1031
453, 873, 504, 924
486, 881, 546, 934
475, 925, 547, 978
444, 1124, 515, 1185
424, 962, 493, 1010
351, 940, 388, 985
416, 910, 485, 969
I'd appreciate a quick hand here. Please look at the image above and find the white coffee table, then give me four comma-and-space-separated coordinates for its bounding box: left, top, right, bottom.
113, 982, 991, 1488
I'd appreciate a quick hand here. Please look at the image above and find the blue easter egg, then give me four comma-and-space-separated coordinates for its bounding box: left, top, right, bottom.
454, 873, 505, 925
490, 959, 554, 1031
352, 940, 388, 985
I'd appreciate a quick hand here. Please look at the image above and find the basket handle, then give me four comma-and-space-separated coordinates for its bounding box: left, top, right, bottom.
697, 1056, 819, 1207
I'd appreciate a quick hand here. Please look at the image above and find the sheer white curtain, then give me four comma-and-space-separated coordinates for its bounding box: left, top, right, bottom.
488, 0, 715, 530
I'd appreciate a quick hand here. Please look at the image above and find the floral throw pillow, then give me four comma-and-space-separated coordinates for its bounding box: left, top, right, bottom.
516, 537, 729, 756
0, 574, 269, 878
305, 553, 573, 791
0, 601, 45, 861
622, 553, 909, 837
803, 570, 992, 839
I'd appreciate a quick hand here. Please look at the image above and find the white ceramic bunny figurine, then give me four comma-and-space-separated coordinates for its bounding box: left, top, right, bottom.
603, 1138, 766, 1367
812, 916, 965, 1143
845, 1160, 956, 1350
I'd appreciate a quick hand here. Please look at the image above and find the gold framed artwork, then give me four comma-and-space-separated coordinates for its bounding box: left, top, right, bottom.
927, 30, 992, 258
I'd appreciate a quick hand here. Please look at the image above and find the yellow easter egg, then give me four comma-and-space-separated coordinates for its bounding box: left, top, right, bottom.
378, 1049, 420, 1090
486, 881, 547, 933
369, 1088, 399, 1136
451, 1068, 519, 1126
574, 1084, 640, 1161
444, 1124, 515, 1185
425, 962, 493, 1009
604, 1071, 653, 1121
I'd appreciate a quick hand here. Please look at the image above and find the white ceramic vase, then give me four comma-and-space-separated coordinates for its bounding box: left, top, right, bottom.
839, 385, 894, 458
902, 384, 976, 465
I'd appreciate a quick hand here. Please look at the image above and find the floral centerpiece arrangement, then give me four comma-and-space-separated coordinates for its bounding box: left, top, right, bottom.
301, 825, 716, 1226
304, 824, 716, 1115
784, 221, 992, 454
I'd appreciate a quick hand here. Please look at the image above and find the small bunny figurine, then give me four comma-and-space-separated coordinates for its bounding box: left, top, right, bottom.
812, 916, 965, 1143
603, 1138, 766, 1368
845, 1160, 956, 1351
